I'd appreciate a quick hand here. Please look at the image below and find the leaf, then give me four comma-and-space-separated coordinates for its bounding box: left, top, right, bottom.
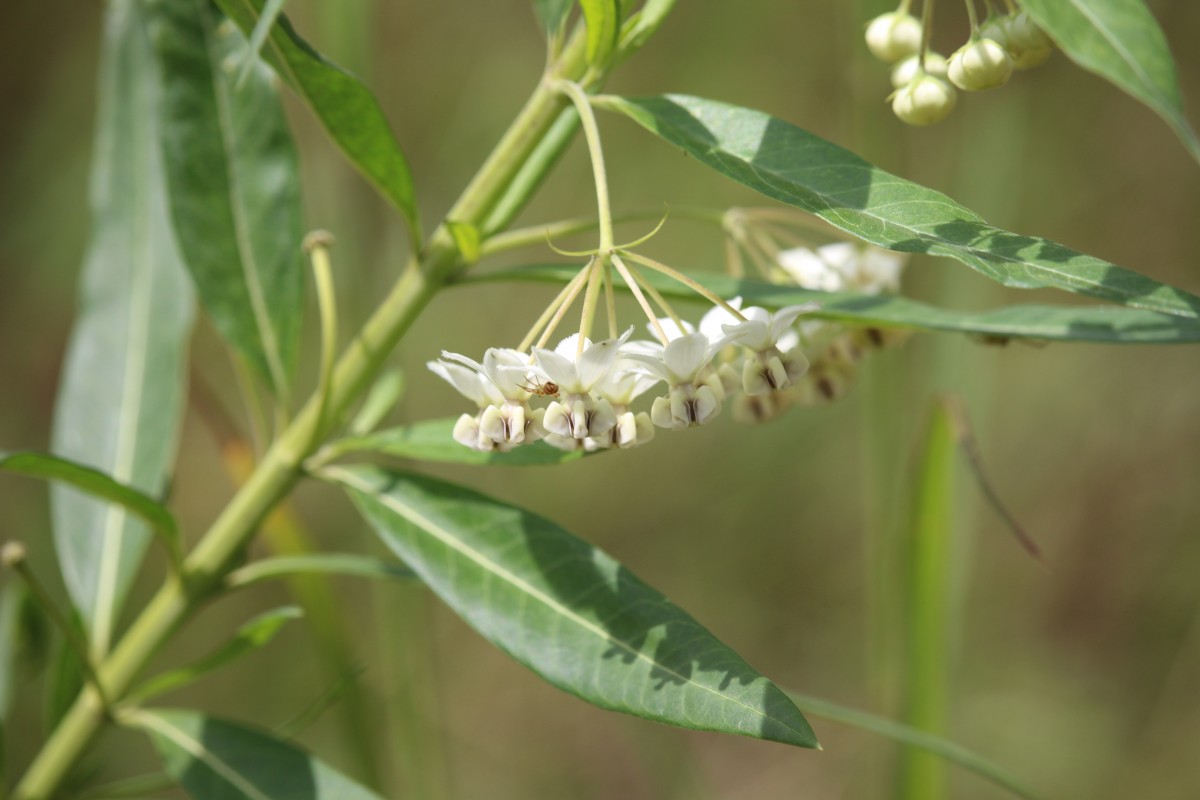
214, 0, 421, 247
329, 465, 818, 748
52, 0, 195, 657
225, 555, 416, 590
326, 418, 591, 466
579, 0, 620, 65
129, 709, 386, 799
597, 94, 1200, 320
447, 220, 482, 265
1020, 0, 1200, 164
1, 452, 180, 556
475, 265, 1200, 345
618, 0, 677, 56
787, 691, 1043, 800
128, 607, 302, 702
147, 0, 304, 397
532, 0, 573, 38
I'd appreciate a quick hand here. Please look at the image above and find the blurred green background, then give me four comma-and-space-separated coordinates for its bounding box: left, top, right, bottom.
3, 1, 1200, 797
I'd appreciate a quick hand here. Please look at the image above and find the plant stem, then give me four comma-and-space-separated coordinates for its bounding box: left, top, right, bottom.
618, 250, 748, 320
13, 31, 592, 800
555, 80, 614, 254
480, 206, 725, 258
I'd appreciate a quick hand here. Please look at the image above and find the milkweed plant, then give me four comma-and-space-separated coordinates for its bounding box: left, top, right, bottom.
1, 0, 1198, 798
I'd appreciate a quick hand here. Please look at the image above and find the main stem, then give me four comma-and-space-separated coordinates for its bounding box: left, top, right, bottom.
14, 35, 592, 800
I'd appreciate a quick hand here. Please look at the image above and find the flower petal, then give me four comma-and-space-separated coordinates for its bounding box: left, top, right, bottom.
663, 332, 712, 382
531, 347, 580, 390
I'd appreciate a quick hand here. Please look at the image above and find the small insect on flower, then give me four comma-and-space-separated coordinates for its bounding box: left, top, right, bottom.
520, 377, 560, 397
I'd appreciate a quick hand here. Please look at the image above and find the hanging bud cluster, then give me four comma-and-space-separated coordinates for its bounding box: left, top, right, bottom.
865, 0, 1055, 126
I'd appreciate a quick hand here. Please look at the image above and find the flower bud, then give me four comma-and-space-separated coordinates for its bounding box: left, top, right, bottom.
891, 52, 948, 89
865, 11, 923, 63
1006, 11, 1053, 69
948, 37, 1013, 91
892, 73, 957, 126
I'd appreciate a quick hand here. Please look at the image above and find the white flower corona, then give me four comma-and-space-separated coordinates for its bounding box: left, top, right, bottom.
532, 332, 629, 440
429, 351, 546, 451
777, 242, 906, 295
721, 304, 817, 395
865, 11, 923, 63
629, 332, 726, 429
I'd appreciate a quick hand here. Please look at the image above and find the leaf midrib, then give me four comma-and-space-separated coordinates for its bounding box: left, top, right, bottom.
332, 467, 808, 739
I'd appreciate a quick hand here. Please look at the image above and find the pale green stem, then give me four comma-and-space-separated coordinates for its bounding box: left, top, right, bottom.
619, 250, 748, 320
610, 255, 670, 344
555, 80, 614, 254
517, 264, 591, 352
964, 0, 979, 33
230, 353, 267, 456
603, 262, 618, 338
576, 258, 605, 356
920, 0, 936, 70
13, 28, 594, 799
535, 262, 593, 351
625, 262, 687, 334
724, 236, 746, 279
304, 232, 339, 451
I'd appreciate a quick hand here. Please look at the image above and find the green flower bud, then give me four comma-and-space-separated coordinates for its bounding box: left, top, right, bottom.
865, 11, 923, 63
948, 37, 1013, 91
1007, 11, 1054, 69
892, 73, 957, 126
891, 52, 948, 89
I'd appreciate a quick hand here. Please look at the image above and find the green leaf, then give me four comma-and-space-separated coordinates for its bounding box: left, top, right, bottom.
215, 0, 421, 247
45, 634, 85, 734
128, 607, 302, 702
147, 0, 304, 398
326, 418, 591, 466
579, 0, 620, 65
52, 0, 195, 656
475, 265, 1200, 345
787, 691, 1043, 800
1, 452, 180, 556
225, 555, 416, 590
447, 220, 482, 265
618, 0, 677, 56
129, 709, 386, 799
329, 465, 818, 748
1020, 0, 1200, 164
532, 0, 573, 38
597, 94, 1200, 320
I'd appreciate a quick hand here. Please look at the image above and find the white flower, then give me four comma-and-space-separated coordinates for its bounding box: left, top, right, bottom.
532, 332, 629, 440
627, 332, 725, 429
777, 242, 906, 295
430, 350, 545, 450
586, 360, 659, 450
721, 304, 816, 396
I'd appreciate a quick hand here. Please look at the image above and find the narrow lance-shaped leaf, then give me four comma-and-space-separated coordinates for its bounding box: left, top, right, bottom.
598, 94, 1200, 320
1, 451, 180, 556
532, 0, 573, 38
214, 0, 421, 246
579, 0, 620, 65
329, 465, 818, 748
147, 0, 304, 398
52, 0, 194, 657
1020, 0, 1200, 164
475, 264, 1200, 345
128, 709, 386, 800
128, 607, 302, 702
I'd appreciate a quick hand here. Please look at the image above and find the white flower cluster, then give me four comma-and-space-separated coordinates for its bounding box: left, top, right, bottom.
429, 301, 818, 453
775, 242, 911, 404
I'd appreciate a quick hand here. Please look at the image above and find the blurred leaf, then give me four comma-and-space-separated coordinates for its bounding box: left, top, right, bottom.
898, 400, 957, 800
0, 582, 48, 723
130, 709, 386, 799
618, 0, 676, 56
598, 94, 1200, 319
348, 369, 406, 436
226, 555, 416, 590
476, 265, 1200, 344
787, 691, 1043, 800
580, 0, 620, 65
128, 607, 302, 702
45, 634, 85, 734
1020, 0, 1200, 164
214, 0, 421, 247
51, 0, 195, 656
147, 0, 304, 398
327, 418, 591, 465
532, 0, 573, 38
1, 452, 180, 557
448, 220, 482, 265
330, 465, 819, 748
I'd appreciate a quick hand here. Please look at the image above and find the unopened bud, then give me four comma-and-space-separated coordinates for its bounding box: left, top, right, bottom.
892, 73, 957, 126
865, 12, 923, 63
0, 541, 28, 568
891, 52, 948, 89
948, 37, 1014, 91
